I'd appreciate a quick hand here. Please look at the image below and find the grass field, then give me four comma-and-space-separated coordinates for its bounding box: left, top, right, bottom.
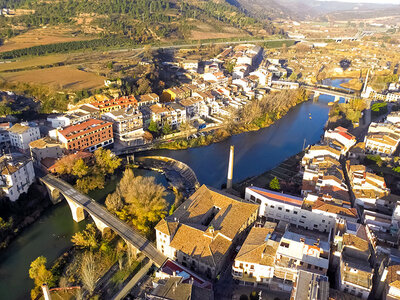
190, 21, 247, 40
0, 65, 105, 90
0, 26, 95, 53
0, 54, 68, 72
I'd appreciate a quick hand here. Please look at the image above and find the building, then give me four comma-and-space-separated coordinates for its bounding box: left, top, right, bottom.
338, 231, 374, 299
324, 127, 357, 154
161, 87, 189, 103
384, 264, 400, 299
302, 145, 341, 166
146, 276, 213, 300
232, 226, 279, 285
8, 122, 41, 151
387, 111, 400, 125
246, 187, 342, 233
0, 122, 11, 149
49, 119, 113, 152
365, 133, 400, 156
90, 95, 138, 114
138, 93, 160, 107
102, 108, 144, 145
290, 270, 329, 300
0, 154, 35, 201
29, 137, 65, 167
155, 185, 259, 279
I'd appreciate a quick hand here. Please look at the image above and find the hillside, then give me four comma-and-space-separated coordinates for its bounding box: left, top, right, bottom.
229, 0, 400, 21
0, 0, 277, 55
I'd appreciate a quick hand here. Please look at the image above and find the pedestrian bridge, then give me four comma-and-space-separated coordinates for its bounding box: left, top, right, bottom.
39, 174, 167, 267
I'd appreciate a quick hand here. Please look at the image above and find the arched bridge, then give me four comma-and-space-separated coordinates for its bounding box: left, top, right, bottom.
303, 84, 357, 102
40, 174, 167, 267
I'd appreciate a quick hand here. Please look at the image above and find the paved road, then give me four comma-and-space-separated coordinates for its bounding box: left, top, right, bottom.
112, 258, 152, 300
40, 174, 167, 267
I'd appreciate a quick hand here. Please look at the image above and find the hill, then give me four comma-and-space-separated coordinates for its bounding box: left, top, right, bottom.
0, 0, 277, 56
228, 0, 400, 21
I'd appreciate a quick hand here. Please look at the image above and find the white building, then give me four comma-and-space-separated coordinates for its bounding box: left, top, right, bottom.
8, 123, 41, 151
324, 127, 357, 154
0, 154, 35, 201
364, 133, 399, 156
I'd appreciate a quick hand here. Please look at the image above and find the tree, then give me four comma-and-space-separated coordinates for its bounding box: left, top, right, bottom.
53, 155, 79, 175
29, 256, 55, 299
80, 252, 99, 295
148, 120, 158, 134
117, 169, 167, 234
76, 175, 105, 194
162, 123, 172, 135
94, 148, 121, 175
72, 158, 89, 178
269, 177, 280, 191
71, 224, 99, 250
105, 189, 124, 213
289, 72, 297, 82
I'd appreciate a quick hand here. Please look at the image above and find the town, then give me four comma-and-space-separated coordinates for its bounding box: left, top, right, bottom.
2, 4, 400, 299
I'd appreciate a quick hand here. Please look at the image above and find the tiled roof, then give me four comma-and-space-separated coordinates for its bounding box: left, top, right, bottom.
343, 233, 369, 252
57, 119, 112, 140
235, 227, 278, 267
387, 265, 400, 289
312, 200, 357, 218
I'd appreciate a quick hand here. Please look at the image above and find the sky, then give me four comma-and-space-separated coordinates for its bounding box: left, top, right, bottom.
320, 0, 400, 3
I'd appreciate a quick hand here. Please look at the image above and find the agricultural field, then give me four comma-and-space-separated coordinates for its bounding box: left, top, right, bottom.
0, 66, 106, 90
0, 26, 95, 53
190, 21, 248, 40
0, 54, 68, 72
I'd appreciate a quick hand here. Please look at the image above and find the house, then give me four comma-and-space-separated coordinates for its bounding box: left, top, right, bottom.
0, 154, 35, 201
29, 137, 65, 167
90, 95, 137, 114
387, 111, 400, 124
179, 97, 208, 119
181, 60, 199, 73
274, 228, 330, 282
49, 119, 113, 152
302, 145, 341, 166
0, 122, 10, 149
102, 108, 144, 146
155, 185, 258, 279
138, 93, 160, 107
232, 226, 279, 285
290, 270, 329, 300
146, 276, 213, 300
8, 122, 41, 152
161, 87, 188, 103
383, 264, 400, 299
324, 127, 357, 154
365, 133, 400, 156
337, 230, 374, 299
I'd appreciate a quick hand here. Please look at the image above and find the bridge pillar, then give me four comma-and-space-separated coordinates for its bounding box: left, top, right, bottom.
65, 196, 85, 222
90, 214, 110, 234
123, 238, 141, 257
334, 96, 341, 102
42, 183, 64, 204
313, 91, 320, 101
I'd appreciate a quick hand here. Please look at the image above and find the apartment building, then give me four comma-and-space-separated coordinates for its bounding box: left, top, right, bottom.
365, 133, 400, 156
29, 137, 65, 166
155, 185, 258, 279
8, 122, 40, 151
102, 108, 144, 145
290, 270, 329, 300
49, 119, 113, 152
324, 127, 357, 154
90, 95, 138, 114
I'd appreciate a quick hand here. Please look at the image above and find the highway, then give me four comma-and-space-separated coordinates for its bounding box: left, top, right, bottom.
41, 174, 167, 267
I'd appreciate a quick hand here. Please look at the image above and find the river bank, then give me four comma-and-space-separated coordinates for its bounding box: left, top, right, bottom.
158, 89, 310, 151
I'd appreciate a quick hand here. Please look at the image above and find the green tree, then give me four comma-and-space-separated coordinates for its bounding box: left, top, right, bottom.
148, 120, 158, 134
71, 224, 99, 250
269, 177, 280, 191
162, 123, 172, 135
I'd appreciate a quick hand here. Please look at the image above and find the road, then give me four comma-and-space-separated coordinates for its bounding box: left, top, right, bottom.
40, 174, 167, 267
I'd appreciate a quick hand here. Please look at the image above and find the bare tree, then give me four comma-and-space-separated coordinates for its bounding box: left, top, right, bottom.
80, 252, 99, 295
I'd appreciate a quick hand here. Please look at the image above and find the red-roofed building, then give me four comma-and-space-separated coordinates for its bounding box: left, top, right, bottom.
49, 119, 113, 152
324, 127, 356, 154
90, 95, 137, 114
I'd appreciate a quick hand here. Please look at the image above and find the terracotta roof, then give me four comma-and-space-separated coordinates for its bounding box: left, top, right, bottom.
312, 200, 357, 218
343, 233, 369, 252
235, 227, 278, 266
57, 119, 112, 141
248, 187, 303, 207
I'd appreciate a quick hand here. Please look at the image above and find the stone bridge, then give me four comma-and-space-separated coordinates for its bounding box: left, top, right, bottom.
39, 174, 167, 267
304, 84, 356, 103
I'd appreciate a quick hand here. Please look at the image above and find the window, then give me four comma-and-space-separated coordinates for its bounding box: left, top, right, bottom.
281, 242, 290, 248
278, 207, 282, 211
314, 224, 318, 228
294, 211, 298, 215
270, 205, 275, 209
322, 220, 325, 223
250, 195, 255, 201
286, 209, 290, 212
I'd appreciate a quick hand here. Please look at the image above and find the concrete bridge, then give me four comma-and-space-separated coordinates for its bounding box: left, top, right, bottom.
304, 84, 356, 103
39, 174, 167, 267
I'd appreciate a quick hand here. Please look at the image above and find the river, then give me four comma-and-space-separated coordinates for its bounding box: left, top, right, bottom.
0, 79, 349, 300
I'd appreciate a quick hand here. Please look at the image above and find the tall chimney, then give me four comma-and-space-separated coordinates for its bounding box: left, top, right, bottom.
42, 283, 52, 300
227, 145, 234, 189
